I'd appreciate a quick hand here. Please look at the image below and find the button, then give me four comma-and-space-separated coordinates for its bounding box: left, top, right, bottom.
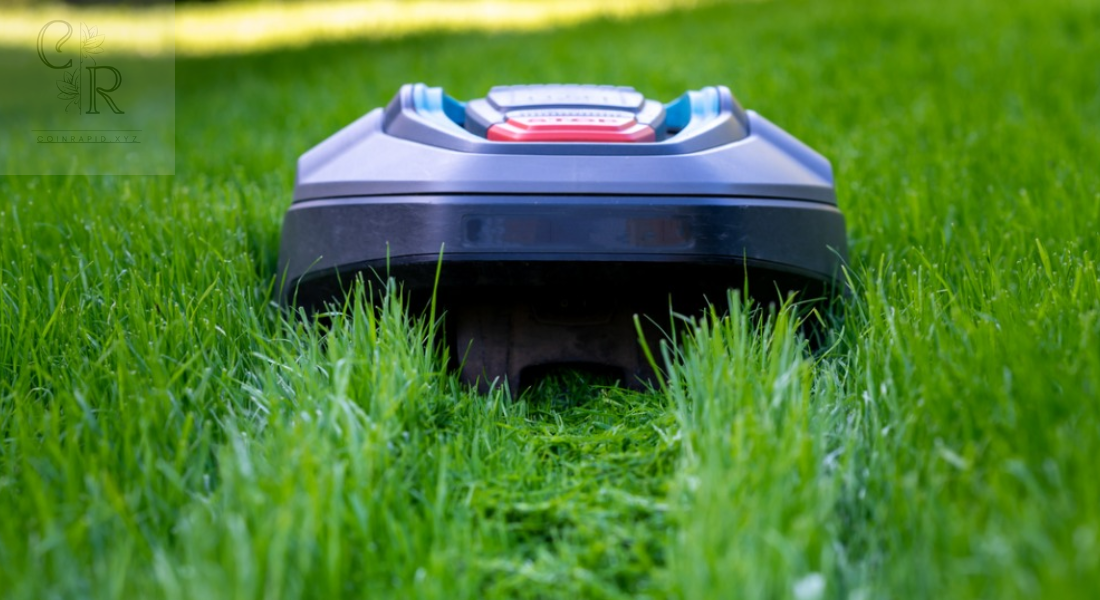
488, 114, 655, 143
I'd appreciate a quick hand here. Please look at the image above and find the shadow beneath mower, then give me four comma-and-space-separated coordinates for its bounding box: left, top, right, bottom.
290, 258, 843, 393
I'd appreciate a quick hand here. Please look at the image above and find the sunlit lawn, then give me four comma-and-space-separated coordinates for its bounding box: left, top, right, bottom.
2, 0, 1099, 598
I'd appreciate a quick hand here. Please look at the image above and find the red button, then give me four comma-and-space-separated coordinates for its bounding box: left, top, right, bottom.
488, 115, 655, 143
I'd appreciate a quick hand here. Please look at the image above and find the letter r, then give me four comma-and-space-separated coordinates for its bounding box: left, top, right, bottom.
86, 66, 125, 114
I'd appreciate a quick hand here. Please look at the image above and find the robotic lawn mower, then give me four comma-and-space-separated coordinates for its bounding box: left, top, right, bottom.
279, 83, 847, 389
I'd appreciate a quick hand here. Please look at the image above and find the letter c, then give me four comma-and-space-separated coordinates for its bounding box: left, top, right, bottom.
37, 20, 72, 69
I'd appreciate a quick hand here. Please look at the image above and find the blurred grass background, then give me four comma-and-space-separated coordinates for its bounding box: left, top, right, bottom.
2, 0, 1100, 598
0, 0, 717, 55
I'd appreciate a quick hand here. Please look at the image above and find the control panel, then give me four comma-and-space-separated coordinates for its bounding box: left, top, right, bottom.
467, 85, 664, 143
386, 82, 750, 153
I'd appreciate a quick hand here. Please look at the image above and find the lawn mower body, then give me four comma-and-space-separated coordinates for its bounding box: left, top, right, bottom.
279, 83, 847, 390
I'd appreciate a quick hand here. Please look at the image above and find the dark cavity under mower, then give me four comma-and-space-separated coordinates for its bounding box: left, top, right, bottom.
279, 83, 848, 390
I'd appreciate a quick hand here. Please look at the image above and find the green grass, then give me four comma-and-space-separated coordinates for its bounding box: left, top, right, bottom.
3, 0, 1100, 597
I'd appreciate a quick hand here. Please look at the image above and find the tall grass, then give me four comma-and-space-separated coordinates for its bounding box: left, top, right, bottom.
2, 0, 1099, 597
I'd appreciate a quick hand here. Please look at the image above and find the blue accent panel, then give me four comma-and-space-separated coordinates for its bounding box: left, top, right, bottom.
664, 93, 692, 130
412, 83, 467, 129
443, 95, 466, 126
663, 86, 721, 133
693, 87, 721, 121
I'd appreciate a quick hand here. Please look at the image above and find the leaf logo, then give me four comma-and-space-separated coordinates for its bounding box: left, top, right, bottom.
57, 66, 79, 112
40, 20, 123, 115
82, 24, 104, 58
52, 23, 106, 112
